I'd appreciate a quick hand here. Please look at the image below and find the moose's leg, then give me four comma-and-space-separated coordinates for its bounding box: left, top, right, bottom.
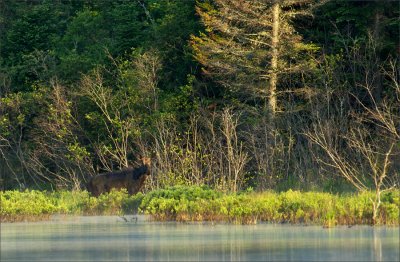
96, 179, 108, 196
127, 183, 134, 195
127, 181, 139, 195
103, 184, 112, 195
87, 180, 99, 197
93, 184, 102, 197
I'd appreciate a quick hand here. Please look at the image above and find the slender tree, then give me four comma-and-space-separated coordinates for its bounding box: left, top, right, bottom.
191, 0, 321, 114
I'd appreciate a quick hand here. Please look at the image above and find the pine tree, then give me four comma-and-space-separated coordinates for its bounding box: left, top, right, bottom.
191, 0, 321, 114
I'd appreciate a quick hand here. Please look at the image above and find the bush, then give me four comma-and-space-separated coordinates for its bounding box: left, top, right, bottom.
1, 190, 58, 221
0, 189, 143, 221
140, 187, 399, 225
1, 187, 399, 225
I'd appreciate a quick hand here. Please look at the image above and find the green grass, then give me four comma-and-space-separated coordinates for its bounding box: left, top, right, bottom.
139, 186, 399, 226
0, 189, 143, 222
1, 186, 399, 226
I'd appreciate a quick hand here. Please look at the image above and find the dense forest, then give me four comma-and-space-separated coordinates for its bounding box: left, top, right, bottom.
0, 0, 399, 201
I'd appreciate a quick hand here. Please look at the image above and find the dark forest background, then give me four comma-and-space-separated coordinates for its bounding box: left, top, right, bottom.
0, 0, 399, 195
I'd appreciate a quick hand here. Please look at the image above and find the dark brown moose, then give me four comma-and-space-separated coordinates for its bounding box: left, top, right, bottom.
87, 158, 151, 197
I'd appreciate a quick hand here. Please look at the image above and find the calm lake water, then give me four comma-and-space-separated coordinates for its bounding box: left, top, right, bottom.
1, 216, 399, 261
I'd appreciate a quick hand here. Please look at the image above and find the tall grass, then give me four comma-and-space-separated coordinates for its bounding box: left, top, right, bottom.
1, 186, 399, 226
0, 189, 143, 222
140, 186, 399, 226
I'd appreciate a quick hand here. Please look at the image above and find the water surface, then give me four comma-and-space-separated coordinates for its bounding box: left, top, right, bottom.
1, 216, 399, 261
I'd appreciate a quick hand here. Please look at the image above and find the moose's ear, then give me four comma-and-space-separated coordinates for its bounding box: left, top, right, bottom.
141, 157, 151, 166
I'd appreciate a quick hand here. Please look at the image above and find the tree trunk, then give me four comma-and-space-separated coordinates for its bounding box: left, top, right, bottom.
268, 2, 280, 115
371, 7, 383, 104
372, 188, 381, 225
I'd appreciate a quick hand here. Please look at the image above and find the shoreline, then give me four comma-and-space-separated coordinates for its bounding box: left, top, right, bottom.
2, 214, 400, 229
1, 186, 399, 226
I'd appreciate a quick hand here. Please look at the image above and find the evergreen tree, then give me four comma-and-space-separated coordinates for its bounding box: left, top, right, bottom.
191, 0, 320, 113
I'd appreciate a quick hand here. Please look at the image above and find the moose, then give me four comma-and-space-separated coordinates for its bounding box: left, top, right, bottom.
87, 158, 151, 197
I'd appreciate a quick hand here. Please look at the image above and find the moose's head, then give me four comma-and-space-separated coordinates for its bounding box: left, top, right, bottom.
141, 157, 151, 167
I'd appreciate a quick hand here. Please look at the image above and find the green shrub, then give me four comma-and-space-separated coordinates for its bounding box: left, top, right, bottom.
0, 189, 144, 221
1, 190, 59, 221
1, 187, 399, 225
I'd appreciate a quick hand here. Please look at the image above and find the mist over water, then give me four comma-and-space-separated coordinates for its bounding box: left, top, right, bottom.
1, 216, 399, 261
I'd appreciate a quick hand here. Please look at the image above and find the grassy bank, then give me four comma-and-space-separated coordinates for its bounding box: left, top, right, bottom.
0, 190, 144, 222
1, 186, 399, 226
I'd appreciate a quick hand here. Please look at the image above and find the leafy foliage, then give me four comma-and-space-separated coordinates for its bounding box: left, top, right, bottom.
0, 189, 144, 222
0, 0, 399, 200
1, 187, 398, 225
139, 186, 400, 226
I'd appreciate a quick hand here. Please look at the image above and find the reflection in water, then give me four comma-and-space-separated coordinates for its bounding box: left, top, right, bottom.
1, 216, 399, 261
373, 228, 383, 262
